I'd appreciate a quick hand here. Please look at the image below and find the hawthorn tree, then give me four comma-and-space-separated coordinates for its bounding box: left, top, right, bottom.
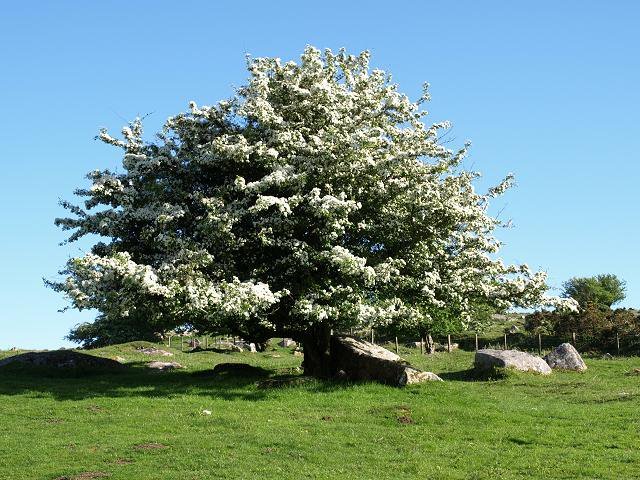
50, 47, 575, 376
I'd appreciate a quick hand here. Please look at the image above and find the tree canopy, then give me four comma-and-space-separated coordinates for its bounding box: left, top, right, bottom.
562, 274, 626, 310
50, 47, 575, 360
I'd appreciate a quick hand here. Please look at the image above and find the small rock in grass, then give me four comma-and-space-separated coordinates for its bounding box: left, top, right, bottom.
234, 342, 257, 352
435, 342, 459, 352
202, 409, 212, 415
404, 368, 443, 383
137, 348, 173, 356
147, 361, 182, 371
220, 343, 244, 353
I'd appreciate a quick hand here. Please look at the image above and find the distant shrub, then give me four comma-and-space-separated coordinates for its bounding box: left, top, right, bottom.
525, 306, 640, 352
562, 274, 626, 309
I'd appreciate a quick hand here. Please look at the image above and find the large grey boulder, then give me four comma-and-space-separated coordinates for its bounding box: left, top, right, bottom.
475, 349, 552, 375
279, 338, 297, 348
330, 336, 443, 386
544, 343, 587, 371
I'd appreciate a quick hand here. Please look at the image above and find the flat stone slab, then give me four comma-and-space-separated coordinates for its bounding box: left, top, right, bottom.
544, 343, 587, 371
331, 336, 443, 386
475, 349, 552, 375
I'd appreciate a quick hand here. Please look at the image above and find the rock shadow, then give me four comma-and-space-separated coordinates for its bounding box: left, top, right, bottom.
438, 368, 510, 382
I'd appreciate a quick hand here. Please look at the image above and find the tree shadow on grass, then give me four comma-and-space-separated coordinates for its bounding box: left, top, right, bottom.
0, 361, 276, 402
0, 349, 459, 400
0, 360, 361, 401
184, 347, 234, 354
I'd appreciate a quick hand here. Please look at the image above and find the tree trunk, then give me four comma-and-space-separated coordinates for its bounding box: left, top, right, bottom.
302, 323, 332, 378
425, 334, 435, 354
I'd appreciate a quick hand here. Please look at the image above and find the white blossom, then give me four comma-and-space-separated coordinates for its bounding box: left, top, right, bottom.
52, 46, 574, 345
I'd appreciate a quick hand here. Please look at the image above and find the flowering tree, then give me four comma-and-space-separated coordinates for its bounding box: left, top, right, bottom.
50, 47, 575, 375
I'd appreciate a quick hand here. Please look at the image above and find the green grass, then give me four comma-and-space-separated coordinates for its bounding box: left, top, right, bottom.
481, 313, 526, 336
1, 341, 639, 479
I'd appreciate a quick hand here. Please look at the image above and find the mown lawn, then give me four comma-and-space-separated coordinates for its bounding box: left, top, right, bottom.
0, 342, 638, 479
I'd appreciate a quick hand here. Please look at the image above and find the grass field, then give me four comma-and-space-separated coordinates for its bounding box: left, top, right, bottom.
1, 341, 639, 479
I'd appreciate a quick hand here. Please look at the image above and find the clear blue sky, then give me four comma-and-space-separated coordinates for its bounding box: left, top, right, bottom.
1, 1, 638, 349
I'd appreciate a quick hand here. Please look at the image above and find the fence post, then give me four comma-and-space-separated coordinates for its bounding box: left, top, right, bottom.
168, 335, 172, 348
475, 333, 479, 352
395, 337, 399, 354
205, 336, 208, 349
420, 338, 424, 355
181, 337, 184, 351
572, 332, 576, 346
538, 333, 542, 356
504, 333, 507, 350
447, 334, 452, 353
371, 328, 374, 344
617, 332, 620, 355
